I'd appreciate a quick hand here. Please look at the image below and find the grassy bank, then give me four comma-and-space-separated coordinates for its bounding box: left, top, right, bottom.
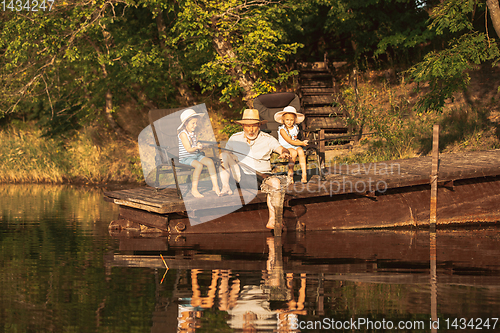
329, 69, 500, 165
0, 124, 143, 184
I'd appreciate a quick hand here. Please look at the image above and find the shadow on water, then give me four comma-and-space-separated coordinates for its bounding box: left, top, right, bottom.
1, 184, 500, 332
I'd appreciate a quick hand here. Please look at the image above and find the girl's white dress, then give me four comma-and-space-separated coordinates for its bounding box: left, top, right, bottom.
278, 124, 300, 149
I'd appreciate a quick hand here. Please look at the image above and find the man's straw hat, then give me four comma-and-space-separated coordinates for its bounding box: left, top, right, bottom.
274, 106, 305, 124
235, 109, 268, 125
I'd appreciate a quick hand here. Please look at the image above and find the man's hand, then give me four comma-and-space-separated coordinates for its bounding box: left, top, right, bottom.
279, 148, 291, 160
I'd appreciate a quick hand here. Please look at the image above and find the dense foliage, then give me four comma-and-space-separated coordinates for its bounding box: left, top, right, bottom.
0, 0, 499, 135
409, 0, 500, 112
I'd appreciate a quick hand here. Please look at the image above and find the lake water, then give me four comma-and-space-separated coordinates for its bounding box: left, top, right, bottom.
1, 184, 499, 332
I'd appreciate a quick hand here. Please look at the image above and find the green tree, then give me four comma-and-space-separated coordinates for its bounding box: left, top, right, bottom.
169, 0, 302, 107
0, 1, 189, 136
288, 0, 435, 67
0, 0, 304, 134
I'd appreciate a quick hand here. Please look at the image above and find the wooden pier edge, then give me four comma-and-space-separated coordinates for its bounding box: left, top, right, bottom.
108, 176, 500, 235
104, 150, 500, 234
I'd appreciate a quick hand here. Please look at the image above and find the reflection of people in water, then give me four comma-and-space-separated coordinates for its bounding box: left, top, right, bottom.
269, 273, 307, 333
190, 269, 240, 310
178, 269, 241, 332
265, 236, 307, 332
178, 252, 308, 332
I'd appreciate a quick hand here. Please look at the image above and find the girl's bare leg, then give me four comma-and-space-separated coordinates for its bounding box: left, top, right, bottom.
190, 160, 204, 198
200, 157, 221, 196
219, 167, 232, 195
287, 148, 298, 180
297, 147, 307, 183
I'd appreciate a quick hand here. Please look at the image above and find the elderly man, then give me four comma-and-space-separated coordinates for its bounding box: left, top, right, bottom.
219, 109, 290, 229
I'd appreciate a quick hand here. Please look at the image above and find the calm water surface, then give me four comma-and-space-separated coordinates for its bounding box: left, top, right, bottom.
1, 184, 499, 332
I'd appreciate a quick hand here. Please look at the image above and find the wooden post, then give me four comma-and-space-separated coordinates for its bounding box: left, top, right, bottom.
430, 231, 438, 332
319, 129, 325, 171
430, 125, 439, 330
430, 124, 439, 231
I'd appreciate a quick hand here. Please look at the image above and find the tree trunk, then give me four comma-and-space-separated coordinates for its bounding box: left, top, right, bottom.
103, 90, 126, 136
155, 6, 197, 106
87, 30, 128, 138
487, 0, 500, 39
212, 32, 255, 107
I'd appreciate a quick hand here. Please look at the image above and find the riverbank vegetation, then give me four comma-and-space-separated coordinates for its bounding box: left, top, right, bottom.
1, 0, 500, 183
333, 66, 500, 164
0, 124, 142, 184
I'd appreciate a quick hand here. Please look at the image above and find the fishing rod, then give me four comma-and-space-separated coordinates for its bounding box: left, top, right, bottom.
305, 131, 378, 143
198, 140, 265, 162
198, 140, 273, 179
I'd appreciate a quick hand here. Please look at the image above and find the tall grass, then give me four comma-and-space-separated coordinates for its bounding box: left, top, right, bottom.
333, 73, 500, 165
0, 124, 143, 184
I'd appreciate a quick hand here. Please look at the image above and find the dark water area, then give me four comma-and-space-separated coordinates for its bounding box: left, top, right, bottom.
1, 184, 500, 332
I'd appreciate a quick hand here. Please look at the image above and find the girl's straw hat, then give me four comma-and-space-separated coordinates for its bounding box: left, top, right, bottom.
177, 109, 204, 131
235, 109, 268, 125
274, 106, 305, 124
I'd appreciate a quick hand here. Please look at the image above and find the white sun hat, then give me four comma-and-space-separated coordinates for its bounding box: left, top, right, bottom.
177, 109, 204, 131
273, 106, 305, 124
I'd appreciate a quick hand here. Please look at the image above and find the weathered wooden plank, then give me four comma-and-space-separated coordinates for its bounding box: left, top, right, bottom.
113, 199, 165, 213
305, 117, 347, 129
119, 205, 169, 231
300, 81, 333, 88
300, 72, 332, 80
302, 95, 334, 105
303, 106, 342, 116
301, 87, 336, 95
297, 61, 329, 70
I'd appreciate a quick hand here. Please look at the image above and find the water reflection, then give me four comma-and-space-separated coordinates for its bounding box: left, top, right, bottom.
0, 184, 119, 229
109, 229, 500, 332
2, 185, 500, 332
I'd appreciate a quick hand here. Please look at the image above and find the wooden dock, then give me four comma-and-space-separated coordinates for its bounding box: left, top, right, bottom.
104, 150, 500, 234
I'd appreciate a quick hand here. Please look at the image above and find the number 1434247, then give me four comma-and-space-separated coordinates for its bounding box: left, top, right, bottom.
2, 0, 54, 11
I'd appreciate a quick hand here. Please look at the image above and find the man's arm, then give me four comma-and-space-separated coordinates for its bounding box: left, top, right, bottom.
275, 145, 291, 160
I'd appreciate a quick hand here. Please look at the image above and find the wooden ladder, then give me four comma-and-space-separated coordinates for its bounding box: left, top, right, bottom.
297, 61, 350, 152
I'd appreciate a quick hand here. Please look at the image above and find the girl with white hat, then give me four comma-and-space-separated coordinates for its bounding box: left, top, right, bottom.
178, 109, 221, 197
274, 106, 309, 183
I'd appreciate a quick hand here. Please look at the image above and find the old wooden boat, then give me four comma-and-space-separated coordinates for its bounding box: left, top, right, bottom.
104, 150, 500, 234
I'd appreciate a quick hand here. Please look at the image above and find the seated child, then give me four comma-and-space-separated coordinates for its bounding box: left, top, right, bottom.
177, 109, 221, 198
274, 106, 309, 183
